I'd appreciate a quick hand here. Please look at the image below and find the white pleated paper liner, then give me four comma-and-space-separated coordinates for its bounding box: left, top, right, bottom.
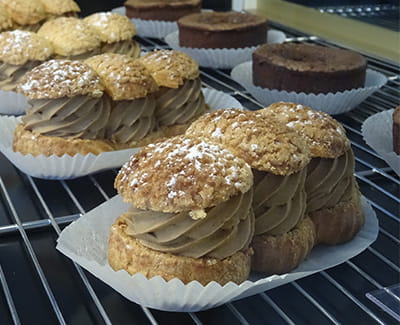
0, 90, 30, 115
231, 61, 387, 115
56, 194, 378, 312
0, 89, 242, 179
112, 6, 178, 39
362, 109, 400, 176
165, 30, 286, 69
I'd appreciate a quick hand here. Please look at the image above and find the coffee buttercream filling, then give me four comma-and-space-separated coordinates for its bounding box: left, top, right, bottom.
306, 148, 355, 212
122, 189, 254, 259
0, 61, 39, 91
253, 168, 307, 236
22, 95, 111, 139
155, 77, 207, 126
101, 40, 141, 58
106, 95, 157, 143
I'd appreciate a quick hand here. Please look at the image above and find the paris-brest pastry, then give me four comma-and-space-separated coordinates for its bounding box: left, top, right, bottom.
110, 135, 254, 285
186, 109, 315, 274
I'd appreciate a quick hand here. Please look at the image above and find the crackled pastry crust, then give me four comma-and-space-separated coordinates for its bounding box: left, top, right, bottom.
251, 217, 315, 274
138, 50, 199, 88
260, 102, 350, 158
115, 136, 253, 213
85, 54, 158, 100
108, 215, 252, 285
83, 12, 136, 43
40, 0, 80, 16
0, 5, 13, 31
1, 0, 47, 26
185, 108, 311, 175
310, 186, 364, 245
38, 17, 101, 57
0, 30, 53, 65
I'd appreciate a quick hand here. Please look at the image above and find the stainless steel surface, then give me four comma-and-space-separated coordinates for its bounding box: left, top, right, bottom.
0, 25, 398, 324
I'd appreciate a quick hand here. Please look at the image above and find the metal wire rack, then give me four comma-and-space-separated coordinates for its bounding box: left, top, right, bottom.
0, 24, 399, 325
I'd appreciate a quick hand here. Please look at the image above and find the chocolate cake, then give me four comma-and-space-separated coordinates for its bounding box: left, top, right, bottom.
178, 11, 267, 49
393, 106, 400, 155
252, 43, 367, 94
124, 0, 201, 22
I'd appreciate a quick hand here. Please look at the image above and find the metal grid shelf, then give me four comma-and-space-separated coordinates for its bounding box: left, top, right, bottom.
0, 25, 399, 325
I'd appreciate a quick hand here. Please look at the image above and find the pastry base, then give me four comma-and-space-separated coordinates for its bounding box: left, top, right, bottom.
251, 217, 315, 275
108, 214, 253, 285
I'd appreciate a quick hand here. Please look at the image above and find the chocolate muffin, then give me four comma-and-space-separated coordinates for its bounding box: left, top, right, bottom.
110, 135, 254, 285
393, 106, 400, 155
186, 109, 315, 275
252, 43, 367, 94
124, 0, 201, 22
178, 11, 267, 49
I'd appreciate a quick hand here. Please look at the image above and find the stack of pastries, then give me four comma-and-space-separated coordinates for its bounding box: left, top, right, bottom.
109, 103, 365, 284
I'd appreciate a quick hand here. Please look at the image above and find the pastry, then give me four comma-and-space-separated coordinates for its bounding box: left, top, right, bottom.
40, 0, 80, 19
252, 43, 367, 94
0, 0, 47, 31
178, 11, 267, 49
260, 102, 364, 245
0, 30, 53, 91
124, 0, 201, 22
110, 135, 254, 285
138, 50, 208, 136
83, 12, 141, 58
14, 59, 113, 156
85, 53, 161, 149
38, 17, 102, 60
0, 4, 13, 32
186, 109, 315, 275
393, 106, 400, 155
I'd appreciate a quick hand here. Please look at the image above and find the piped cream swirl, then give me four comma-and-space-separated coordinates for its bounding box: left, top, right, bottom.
106, 95, 157, 143
0, 61, 39, 91
101, 40, 141, 58
22, 95, 111, 139
122, 189, 254, 259
155, 77, 207, 126
306, 148, 355, 212
253, 168, 307, 236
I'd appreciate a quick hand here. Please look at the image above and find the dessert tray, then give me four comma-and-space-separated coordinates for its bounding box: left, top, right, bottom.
0, 88, 242, 179
231, 61, 388, 114
165, 30, 286, 69
362, 109, 400, 176
56, 194, 378, 312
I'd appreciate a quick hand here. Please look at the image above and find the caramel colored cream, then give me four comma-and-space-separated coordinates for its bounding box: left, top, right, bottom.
253, 168, 307, 236
22, 95, 111, 139
0, 61, 39, 91
306, 148, 355, 212
122, 189, 254, 259
106, 95, 157, 143
101, 40, 141, 58
155, 77, 207, 126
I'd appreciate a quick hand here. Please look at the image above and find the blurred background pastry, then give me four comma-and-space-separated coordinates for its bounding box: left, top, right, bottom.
186, 108, 315, 275
124, 0, 202, 22
14, 59, 113, 156
110, 135, 254, 285
40, 0, 80, 19
0, 4, 14, 32
83, 12, 140, 58
0, 30, 53, 92
139, 49, 208, 137
85, 53, 160, 149
260, 103, 365, 245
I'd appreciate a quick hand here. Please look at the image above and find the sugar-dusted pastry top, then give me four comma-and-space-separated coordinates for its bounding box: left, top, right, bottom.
0, 5, 13, 31
38, 17, 101, 56
40, 0, 80, 15
17, 59, 104, 99
186, 108, 311, 175
85, 53, 158, 100
83, 12, 136, 44
0, 30, 53, 65
115, 135, 253, 213
260, 102, 350, 158
1, 0, 47, 26
138, 50, 199, 88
